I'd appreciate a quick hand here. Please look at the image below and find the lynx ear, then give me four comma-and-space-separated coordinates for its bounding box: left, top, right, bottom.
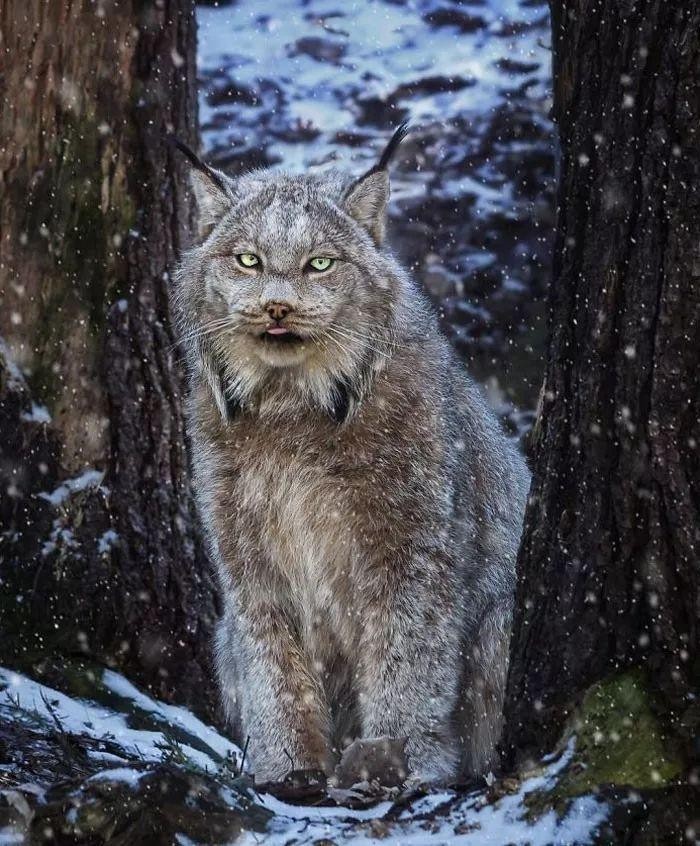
168, 135, 232, 237
343, 171, 390, 245
342, 122, 409, 245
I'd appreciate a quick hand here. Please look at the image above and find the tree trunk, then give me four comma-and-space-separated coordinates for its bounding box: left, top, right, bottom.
0, 0, 219, 719
504, 0, 699, 760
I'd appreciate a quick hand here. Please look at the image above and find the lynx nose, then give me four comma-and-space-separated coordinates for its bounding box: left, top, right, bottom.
265, 301, 292, 322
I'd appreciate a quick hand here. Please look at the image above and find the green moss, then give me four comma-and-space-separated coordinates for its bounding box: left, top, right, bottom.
524, 670, 683, 821
561, 670, 682, 793
51, 118, 135, 330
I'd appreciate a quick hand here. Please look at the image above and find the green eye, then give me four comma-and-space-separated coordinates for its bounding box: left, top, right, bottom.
308, 257, 334, 272
236, 253, 260, 268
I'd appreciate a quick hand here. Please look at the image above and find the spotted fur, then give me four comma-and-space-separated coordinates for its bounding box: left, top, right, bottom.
173, 128, 529, 783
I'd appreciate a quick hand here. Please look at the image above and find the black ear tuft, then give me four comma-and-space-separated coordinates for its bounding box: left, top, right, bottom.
166, 134, 232, 236
373, 121, 410, 174
165, 133, 229, 195
341, 123, 410, 245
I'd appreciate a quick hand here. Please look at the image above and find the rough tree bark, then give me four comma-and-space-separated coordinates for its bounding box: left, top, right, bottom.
0, 0, 218, 718
504, 0, 699, 762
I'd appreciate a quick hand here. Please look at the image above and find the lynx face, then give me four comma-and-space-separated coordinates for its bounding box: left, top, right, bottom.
174, 126, 410, 418
198, 177, 389, 372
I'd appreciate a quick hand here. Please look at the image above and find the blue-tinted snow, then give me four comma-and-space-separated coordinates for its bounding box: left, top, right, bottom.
19, 403, 51, 425
198, 0, 549, 176
37, 469, 105, 508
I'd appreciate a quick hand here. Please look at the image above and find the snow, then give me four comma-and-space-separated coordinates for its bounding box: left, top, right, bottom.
40, 520, 77, 557
0, 667, 609, 845
197, 0, 549, 181
97, 529, 119, 553
257, 792, 394, 822
86, 767, 147, 786
0, 337, 25, 388
233, 789, 607, 845
0, 668, 241, 774
37, 469, 106, 507
232, 738, 609, 845
19, 403, 51, 424
101, 669, 243, 768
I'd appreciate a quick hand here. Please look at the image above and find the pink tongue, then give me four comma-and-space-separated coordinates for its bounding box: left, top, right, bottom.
267, 326, 289, 336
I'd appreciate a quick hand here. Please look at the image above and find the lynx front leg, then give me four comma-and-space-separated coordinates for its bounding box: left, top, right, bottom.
216, 596, 332, 782
457, 608, 511, 777
356, 549, 463, 784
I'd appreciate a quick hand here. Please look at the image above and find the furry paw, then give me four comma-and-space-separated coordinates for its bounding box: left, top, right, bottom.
330, 736, 409, 788
404, 737, 460, 786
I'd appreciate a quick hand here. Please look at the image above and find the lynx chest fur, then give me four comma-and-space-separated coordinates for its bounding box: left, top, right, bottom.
229, 418, 363, 629
175, 126, 529, 784
195, 361, 450, 655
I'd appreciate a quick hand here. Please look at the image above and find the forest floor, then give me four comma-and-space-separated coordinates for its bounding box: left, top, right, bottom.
2, 662, 698, 844
0, 662, 613, 845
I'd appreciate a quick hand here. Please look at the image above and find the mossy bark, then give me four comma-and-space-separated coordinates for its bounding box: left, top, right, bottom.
520, 671, 698, 844
0, 1, 218, 720
522, 671, 684, 817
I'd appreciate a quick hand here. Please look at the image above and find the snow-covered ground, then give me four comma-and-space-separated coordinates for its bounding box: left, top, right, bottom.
0, 666, 608, 844
197, 0, 550, 175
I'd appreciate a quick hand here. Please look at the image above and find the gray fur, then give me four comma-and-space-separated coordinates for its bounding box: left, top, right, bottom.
173, 133, 529, 784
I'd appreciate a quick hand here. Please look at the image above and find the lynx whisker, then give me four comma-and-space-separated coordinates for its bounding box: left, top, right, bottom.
324, 325, 392, 359
319, 330, 356, 362
171, 317, 238, 351
324, 319, 401, 349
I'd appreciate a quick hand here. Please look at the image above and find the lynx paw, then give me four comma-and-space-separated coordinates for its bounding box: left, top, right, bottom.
330, 736, 409, 788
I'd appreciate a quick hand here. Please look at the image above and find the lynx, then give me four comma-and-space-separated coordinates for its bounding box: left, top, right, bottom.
172, 126, 529, 784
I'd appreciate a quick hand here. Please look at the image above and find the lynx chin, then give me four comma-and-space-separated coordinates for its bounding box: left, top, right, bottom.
172, 125, 529, 785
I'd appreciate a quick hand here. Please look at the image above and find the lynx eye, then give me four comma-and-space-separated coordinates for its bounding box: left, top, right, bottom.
236, 253, 260, 268
307, 257, 334, 272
